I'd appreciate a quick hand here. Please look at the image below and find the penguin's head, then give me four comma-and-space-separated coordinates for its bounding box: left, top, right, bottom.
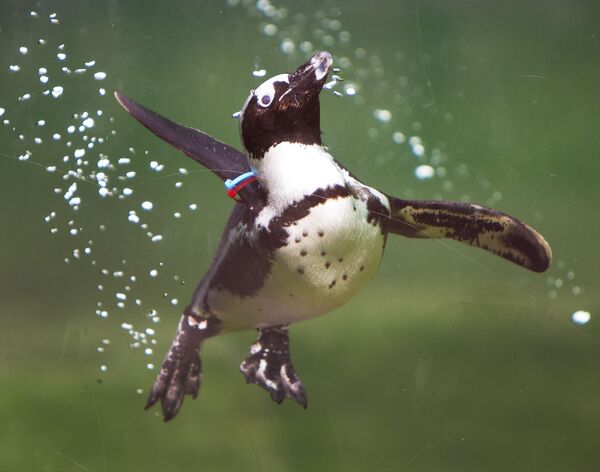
239, 51, 333, 158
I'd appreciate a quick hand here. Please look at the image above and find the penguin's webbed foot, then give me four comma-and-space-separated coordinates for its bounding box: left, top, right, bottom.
240, 325, 307, 407
145, 313, 218, 421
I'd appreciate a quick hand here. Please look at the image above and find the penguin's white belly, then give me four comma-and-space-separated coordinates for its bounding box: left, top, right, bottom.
211, 195, 385, 330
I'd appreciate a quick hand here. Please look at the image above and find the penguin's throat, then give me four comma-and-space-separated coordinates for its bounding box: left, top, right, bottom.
250, 142, 346, 209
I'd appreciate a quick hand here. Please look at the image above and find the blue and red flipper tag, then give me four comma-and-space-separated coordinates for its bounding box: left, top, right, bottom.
224, 171, 257, 202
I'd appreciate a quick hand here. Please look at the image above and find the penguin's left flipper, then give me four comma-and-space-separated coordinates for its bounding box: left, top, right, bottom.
114, 92, 264, 210
240, 326, 307, 407
387, 196, 552, 272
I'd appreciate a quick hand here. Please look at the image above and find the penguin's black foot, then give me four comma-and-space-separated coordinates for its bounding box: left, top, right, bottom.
240, 326, 307, 407
145, 313, 219, 421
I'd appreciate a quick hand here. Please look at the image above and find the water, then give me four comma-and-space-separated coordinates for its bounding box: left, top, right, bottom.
1, 1, 599, 470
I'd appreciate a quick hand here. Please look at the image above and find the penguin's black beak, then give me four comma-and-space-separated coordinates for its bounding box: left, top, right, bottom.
287, 51, 333, 96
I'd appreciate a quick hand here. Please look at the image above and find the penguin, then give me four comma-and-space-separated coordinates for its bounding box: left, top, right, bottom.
114, 51, 552, 421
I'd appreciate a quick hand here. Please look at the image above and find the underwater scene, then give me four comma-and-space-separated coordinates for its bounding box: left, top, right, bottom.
1, 1, 599, 470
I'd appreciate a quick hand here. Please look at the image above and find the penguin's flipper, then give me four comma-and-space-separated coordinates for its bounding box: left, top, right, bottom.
114, 92, 264, 209
387, 196, 552, 272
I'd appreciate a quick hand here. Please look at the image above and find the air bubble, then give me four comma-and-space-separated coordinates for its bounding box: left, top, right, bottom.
141, 201, 153, 211
299, 41, 313, 53
415, 165, 434, 180
392, 131, 405, 144
373, 109, 392, 123
263, 24, 278, 36
69, 197, 81, 207
280, 39, 295, 54
93, 71, 107, 80
51, 86, 64, 98
128, 212, 140, 224
572, 310, 591, 325
344, 84, 356, 96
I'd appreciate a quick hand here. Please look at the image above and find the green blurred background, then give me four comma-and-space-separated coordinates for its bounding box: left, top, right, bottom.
1, 1, 599, 470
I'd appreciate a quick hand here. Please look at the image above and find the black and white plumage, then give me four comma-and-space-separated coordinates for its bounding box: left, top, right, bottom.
115, 51, 552, 421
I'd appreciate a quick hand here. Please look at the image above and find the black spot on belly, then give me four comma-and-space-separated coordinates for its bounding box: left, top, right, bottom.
302, 230, 309, 237
329, 280, 337, 289
342, 273, 348, 281
359, 266, 364, 271
318, 230, 324, 237
300, 249, 307, 256
325, 262, 331, 269
320, 251, 327, 257
338, 257, 344, 263
295, 236, 301, 243
297, 267, 305, 275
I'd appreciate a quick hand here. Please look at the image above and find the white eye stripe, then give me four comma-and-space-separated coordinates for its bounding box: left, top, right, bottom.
253, 73, 289, 108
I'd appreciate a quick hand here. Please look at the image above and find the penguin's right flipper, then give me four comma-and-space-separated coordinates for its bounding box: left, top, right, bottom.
114, 91, 264, 209
387, 196, 552, 272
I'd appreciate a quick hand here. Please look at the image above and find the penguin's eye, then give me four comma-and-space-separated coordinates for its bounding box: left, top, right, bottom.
258, 90, 275, 108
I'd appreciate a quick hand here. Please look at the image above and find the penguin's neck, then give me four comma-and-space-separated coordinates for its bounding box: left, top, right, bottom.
249, 142, 346, 211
